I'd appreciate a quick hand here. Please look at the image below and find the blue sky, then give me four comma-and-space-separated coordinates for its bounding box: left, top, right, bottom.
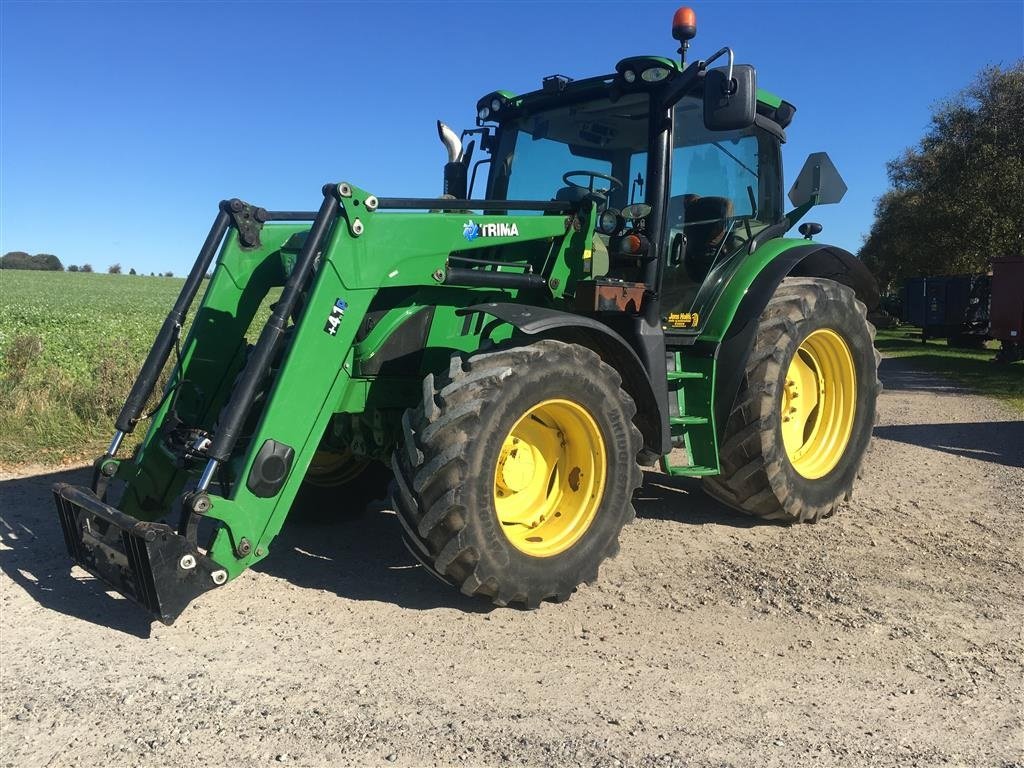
2, 1, 1021, 275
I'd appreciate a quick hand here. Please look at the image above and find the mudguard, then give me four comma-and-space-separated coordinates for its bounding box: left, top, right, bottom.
708, 242, 879, 437
458, 303, 668, 460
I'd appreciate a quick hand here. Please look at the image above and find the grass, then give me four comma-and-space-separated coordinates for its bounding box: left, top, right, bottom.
1, 270, 1021, 467
0, 271, 190, 466
876, 326, 1024, 412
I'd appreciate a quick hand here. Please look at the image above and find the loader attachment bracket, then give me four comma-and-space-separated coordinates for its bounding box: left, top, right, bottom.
53, 483, 226, 624
225, 198, 269, 250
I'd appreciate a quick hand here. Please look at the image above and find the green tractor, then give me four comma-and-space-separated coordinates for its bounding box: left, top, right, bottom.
54, 7, 880, 623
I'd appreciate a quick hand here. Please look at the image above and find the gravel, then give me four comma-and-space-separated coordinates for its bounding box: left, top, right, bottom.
1, 358, 1021, 767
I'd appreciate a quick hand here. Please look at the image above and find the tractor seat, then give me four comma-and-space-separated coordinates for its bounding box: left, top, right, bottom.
682, 195, 734, 282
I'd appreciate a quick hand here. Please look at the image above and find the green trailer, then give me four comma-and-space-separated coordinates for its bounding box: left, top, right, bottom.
54, 7, 880, 623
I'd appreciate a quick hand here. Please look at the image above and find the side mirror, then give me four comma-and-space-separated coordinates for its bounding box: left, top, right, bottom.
788, 152, 848, 207
703, 64, 756, 131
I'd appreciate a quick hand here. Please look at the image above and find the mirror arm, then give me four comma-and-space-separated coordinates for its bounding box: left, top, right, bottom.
702, 47, 735, 93
663, 60, 706, 108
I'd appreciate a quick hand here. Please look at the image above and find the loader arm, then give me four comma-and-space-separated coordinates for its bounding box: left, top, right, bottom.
54, 182, 590, 623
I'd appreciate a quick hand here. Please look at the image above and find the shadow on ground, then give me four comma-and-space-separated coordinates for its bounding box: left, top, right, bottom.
1, 462, 753, 625
0, 466, 155, 638
874, 420, 1024, 468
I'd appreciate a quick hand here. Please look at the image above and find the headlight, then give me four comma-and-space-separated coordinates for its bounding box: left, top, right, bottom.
623, 69, 636, 84
478, 107, 490, 120
490, 98, 502, 111
641, 67, 670, 83
597, 209, 622, 236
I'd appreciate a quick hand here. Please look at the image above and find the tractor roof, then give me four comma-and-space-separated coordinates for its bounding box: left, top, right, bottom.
477, 55, 793, 132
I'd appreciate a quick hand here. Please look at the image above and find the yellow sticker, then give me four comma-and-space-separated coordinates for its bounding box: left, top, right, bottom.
666, 312, 700, 329
582, 249, 592, 261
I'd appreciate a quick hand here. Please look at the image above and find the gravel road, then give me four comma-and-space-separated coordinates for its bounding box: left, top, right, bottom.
2, 358, 1022, 768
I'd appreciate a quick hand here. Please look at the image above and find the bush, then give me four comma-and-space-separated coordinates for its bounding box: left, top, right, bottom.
67, 265, 80, 273
81, 264, 94, 273
0, 252, 63, 271
108, 263, 122, 275
129, 268, 137, 275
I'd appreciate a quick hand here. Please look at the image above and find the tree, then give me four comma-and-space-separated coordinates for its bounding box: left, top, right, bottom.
108, 263, 122, 274
860, 62, 1024, 291
67, 264, 80, 272
163, 271, 174, 277
0, 252, 62, 270
81, 263, 94, 273
129, 268, 137, 275
34, 254, 62, 271
0, 252, 33, 269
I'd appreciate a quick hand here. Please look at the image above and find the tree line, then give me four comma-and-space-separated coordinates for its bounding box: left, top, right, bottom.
859, 62, 1024, 292
1, 252, 174, 277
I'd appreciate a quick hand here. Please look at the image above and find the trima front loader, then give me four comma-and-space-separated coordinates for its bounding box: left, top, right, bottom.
54, 8, 880, 623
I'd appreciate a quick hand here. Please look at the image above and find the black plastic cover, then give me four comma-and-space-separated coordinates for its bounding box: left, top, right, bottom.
247, 439, 295, 498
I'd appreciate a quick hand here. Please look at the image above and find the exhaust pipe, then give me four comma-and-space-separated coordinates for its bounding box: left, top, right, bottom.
438, 120, 467, 198
437, 120, 463, 163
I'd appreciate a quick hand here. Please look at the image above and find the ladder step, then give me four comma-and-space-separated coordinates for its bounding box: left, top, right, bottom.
669, 416, 709, 426
660, 461, 719, 477
666, 371, 705, 381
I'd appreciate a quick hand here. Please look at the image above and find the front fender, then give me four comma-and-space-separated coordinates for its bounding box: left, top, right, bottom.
458, 303, 668, 461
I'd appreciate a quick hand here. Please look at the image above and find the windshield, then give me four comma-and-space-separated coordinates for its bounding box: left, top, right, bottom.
487, 93, 650, 209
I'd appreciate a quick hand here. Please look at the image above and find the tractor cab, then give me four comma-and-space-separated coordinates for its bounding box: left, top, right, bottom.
450, 38, 820, 337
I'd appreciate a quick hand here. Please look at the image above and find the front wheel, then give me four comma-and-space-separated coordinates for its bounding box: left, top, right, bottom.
703, 277, 881, 523
390, 340, 643, 608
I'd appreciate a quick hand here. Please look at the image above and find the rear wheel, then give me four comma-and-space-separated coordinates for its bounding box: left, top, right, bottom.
391, 340, 643, 608
703, 277, 880, 522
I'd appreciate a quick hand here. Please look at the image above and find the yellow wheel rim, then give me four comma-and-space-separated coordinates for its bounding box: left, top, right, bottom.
305, 448, 369, 487
493, 399, 607, 557
780, 328, 857, 480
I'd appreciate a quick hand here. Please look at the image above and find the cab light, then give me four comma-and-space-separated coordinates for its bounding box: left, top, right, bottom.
623, 69, 636, 84
478, 107, 490, 120
622, 234, 642, 254
641, 67, 670, 83
491, 98, 502, 111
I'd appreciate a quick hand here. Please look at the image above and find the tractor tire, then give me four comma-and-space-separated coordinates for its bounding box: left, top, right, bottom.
390, 339, 643, 608
703, 277, 881, 523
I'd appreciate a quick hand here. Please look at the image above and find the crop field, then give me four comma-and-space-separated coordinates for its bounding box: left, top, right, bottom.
2, 270, 1021, 466
0, 271, 189, 465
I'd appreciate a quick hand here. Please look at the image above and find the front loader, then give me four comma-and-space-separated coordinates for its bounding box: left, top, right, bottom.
54, 7, 880, 624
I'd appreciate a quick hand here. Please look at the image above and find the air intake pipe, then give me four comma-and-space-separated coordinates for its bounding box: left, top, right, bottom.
438, 120, 468, 199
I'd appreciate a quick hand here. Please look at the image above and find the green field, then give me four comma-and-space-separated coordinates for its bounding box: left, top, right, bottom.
1, 271, 1021, 467
0, 271, 190, 465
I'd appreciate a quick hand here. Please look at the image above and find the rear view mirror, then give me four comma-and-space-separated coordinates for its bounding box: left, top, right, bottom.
703, 64, 756, 131
788, 152, 848, 207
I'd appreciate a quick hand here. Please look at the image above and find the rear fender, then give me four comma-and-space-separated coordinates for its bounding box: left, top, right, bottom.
704, 241, 879, 436
458, 303, 667, 462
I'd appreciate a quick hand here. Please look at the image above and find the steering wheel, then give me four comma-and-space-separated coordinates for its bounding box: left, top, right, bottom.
562, 170, 623, 195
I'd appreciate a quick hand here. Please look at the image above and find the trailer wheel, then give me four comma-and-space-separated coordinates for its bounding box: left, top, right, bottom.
391, 340, 643, 608
703, 277, 881, 523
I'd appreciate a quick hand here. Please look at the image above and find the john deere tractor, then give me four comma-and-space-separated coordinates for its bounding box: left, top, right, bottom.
54, 7, 880, 623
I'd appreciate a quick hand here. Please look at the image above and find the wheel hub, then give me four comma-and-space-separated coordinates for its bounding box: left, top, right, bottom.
780, 328, 857, 479
493, 399, 606, 557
